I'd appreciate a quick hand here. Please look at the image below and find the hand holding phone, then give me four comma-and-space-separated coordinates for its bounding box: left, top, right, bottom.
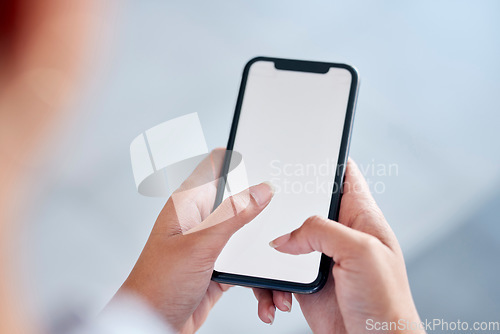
115, 149, 276, 333
255, 160, 424, 333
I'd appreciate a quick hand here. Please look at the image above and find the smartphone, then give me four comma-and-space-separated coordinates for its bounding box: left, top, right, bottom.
212, 57, 359, 293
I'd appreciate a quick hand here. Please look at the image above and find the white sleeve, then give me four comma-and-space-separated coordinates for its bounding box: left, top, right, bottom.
67, 294, 174, 334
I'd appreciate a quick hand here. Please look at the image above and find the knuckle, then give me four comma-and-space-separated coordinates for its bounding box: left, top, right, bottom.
305, 215, 326, 228
303, 215, 329, 233
299, 215, 329, 247
218, 190, 253, 220
230, 192, 251, 213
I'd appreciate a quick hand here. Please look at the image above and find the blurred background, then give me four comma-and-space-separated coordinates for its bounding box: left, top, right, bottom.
21, 0, 500, 332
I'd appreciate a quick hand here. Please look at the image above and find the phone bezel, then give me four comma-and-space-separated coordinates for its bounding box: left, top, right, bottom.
211, 56, 359, 294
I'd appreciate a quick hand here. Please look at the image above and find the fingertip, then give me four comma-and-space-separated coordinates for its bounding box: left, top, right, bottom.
273, 290, 292, 313
253, 289, 275, 324
257, 303, 275, 325
269, 232, 291, 249
262, 181, 276, 195
284, 292, 292, 313
267, 305, 275, 325
284, 299, 292, 312
250, 182, 275, 207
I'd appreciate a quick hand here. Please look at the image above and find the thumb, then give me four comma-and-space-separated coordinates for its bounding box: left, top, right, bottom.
186, 182, 275, 256
269, 215, 381, 263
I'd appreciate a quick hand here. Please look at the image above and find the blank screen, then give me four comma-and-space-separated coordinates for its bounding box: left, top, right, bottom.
214, 60, 352, 284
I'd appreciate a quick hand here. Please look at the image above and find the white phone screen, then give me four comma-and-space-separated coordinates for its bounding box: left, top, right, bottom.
214, 60, 353, 284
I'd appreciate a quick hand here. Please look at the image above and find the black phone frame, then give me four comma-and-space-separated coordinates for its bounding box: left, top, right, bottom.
211, 56, 359, 294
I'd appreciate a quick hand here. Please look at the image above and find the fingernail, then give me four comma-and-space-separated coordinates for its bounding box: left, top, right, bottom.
250, 182, 275, 206
262, 181, 276, 194
269, 233, 291, 249
267, 306, 275, 325
283, 300, 292, 313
